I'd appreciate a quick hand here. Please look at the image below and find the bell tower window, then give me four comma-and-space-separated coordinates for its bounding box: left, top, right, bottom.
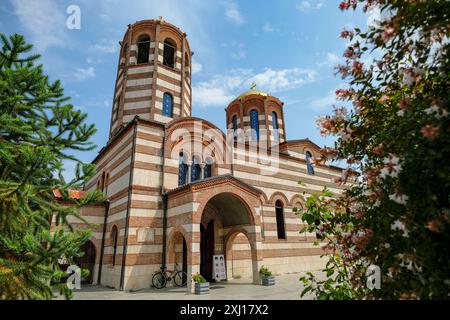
163, 38, 176, 68
137, 35, 150, 64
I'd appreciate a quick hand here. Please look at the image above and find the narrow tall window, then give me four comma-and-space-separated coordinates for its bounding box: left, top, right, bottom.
162, 93, 173, 117
137, 35, 150, 64
306, 151, 315, 175
111, 226, 118, 266
250, 109, 259, 141
163, 38, 176, 68
204, 157, 213, 179
272, 111, 279, 141
232, 115, 238, 138
115, 94, 121, 121
275, 200, 286, 239
178, 152, 187, 186
191, 155, 201, 182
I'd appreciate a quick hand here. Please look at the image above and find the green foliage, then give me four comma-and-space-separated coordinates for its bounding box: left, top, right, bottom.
192, 273, 207, 283
0, 33, 103, 300
308, 1, 450, 299
259, 266, 272, 277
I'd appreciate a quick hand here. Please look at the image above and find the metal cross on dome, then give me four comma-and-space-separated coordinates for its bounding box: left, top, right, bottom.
250, 82, 257, 90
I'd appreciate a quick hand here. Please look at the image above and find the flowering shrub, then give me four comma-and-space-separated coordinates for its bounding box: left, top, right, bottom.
302, 0, 450, 299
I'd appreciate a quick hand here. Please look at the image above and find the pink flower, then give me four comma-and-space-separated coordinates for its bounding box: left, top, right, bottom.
344, 48, 357, 59
339, 1, 350, 10
378, 95, 389, 104
399, 98, 411, 109
421, 125, 439, 138
382, 27, 395, 41
336, 89, 353, 100
339, 30, 354, 39
426, 219, 443, 233
352, 61, 363, 76
336, 64, 350, 78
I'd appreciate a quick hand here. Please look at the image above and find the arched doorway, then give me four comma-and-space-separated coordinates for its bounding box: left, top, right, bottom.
199, 192, 255, 283
225, 232, 253, 282
167, 230, 188, 284
75, 240, 96, 284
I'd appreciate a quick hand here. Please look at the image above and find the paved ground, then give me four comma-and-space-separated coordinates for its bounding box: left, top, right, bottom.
69, 272, 323, 300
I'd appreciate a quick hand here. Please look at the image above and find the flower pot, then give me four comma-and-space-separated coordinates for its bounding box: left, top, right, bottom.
261, 275, 275, 286
194, 282, 210, 294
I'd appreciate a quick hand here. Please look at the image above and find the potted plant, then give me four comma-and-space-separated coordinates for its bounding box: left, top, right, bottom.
192, 273, 209, 294
259, 266, 275, 286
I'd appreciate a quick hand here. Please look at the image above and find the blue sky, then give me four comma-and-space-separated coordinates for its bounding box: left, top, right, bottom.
0, 0, 374, 179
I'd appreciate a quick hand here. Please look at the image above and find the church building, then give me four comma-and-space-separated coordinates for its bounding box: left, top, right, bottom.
71, 18, 345, 292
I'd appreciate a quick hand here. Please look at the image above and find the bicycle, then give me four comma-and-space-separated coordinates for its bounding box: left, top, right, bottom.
152, 263, 187, 289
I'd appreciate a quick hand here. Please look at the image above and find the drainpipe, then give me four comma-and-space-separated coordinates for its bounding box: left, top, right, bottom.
160, 126, 167, 269
161, 193, 168, 269
119, 117, 138, 291
97, 199, 110, 284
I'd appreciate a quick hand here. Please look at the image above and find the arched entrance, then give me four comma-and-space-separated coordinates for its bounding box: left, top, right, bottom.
167, 229, 188, 284
225, 231, 253, 282
199, 192, 256, 283
75, 240, 96, 284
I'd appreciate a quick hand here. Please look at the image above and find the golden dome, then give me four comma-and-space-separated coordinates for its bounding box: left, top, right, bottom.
237, 89, 270, 100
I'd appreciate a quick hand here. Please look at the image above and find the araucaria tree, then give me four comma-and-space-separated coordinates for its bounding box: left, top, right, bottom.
0, 34, 102, 299
299, 1, 450, 299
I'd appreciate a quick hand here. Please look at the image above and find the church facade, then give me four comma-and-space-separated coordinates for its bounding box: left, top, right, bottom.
72, 18, 345, 292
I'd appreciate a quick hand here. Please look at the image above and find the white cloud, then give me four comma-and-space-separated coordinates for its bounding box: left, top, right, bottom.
10, 0, 67, 51
223, 1, 244, 25
221, 41, 247, 60
192, 67, 317, 108
263, 23, 274, 33
74, 67, 96, 81
318, 52, 340, 67
90, 39, 118, 54
296, 0, 325, 12
192, 61, 203, 74
366, 6, 381, 27
310, 90, 337, 109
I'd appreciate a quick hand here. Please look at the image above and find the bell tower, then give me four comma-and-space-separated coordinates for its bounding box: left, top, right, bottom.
109, 18, 193, 138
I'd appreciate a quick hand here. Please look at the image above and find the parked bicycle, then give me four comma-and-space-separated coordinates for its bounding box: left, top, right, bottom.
152, 263, 187, 289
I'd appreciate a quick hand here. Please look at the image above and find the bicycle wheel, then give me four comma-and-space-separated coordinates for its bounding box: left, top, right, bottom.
152, 272, 167, 289
173, 271, 187, 287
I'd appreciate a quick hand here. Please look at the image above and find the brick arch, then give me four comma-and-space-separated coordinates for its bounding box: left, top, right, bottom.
166, 225, 192, 265
269, 191, 289, 207
193, 187, 259, 227
289, 195, 305, 208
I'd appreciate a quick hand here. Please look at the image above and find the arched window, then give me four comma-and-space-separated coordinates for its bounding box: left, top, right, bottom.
191, 155, 201, 182
275, 200, 286, 239
306, 151, 315, 175
137, 35, 150, 64
232, 115, 238, 138
162, 93, 173, 117
163, 38, 176, 68
110, 225, 118, 266
104, 173, 109, 194
178, 152, 188, 186
250, 109, 259, 141
100, 172, 106, 192
184, 52, 189, 68
272, 111, 279, 141
204, 157, 213, 179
